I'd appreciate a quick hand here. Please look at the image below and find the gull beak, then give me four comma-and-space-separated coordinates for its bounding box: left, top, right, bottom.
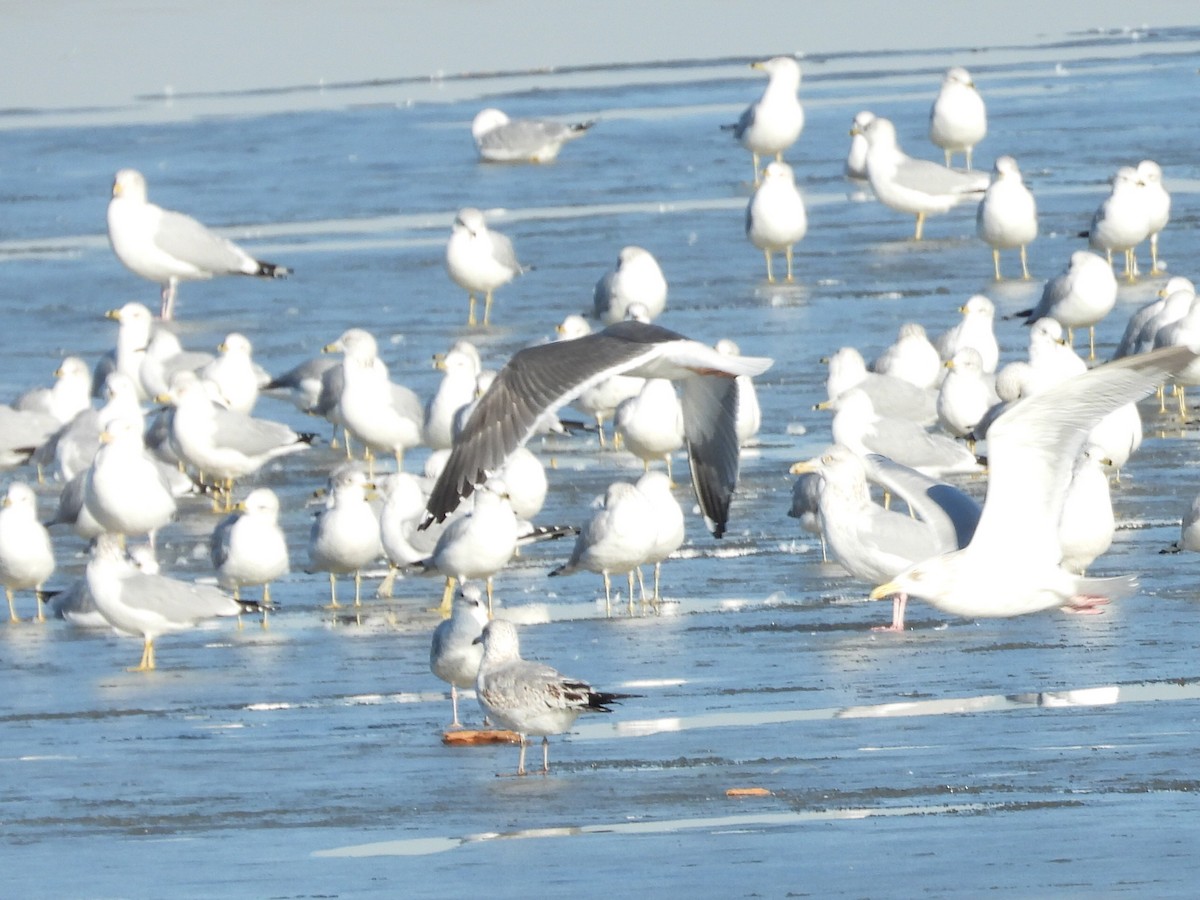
812, 399, 834, 411
53, 366, 65, 378
433, 355, 447, 371
112, 182, 122, 198
235, 501, 248, 512
789, 459, 818, 475
98, 430, 115, 445
217, 342, 229, 353
154, 392, 172, 404
105, 308, 121, 320
944, 359, 956, 369
321, 342, 340, 354
1, 497, 10, 508
957, 305, 969, 314
750, 61, 765, 70
849, 126, 862, 137
869, 581, 899, 600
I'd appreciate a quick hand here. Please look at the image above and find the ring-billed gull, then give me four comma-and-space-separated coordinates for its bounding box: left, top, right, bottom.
855, 116, 989, 240
263, 354, 340, 415
1027, 317, 1087, 387
15, 357, 91, 425
52, 544, 158, 628
323, 328, 424, 474
928, 67, 987, 169
162, 372, 314, 510
937, 348, 999, 443
871, 323, 941, 390
0, 483, 55, 623
1153, 302, 1200, 417
790, 447, 980, 630
845, 111, 875, 181
106, 168, 289, 320
745, 160, 807, 283
445, 208, 526, 327
211, 487, 288, 626
976, 155, 1037, 280
418, 480, 518, 616
635, 471, 685, 604
1087, 166, 1150, 282
593, 246, 668, 324
788, 465, 826, 560
376, 472, 441, 599
727, 56, 804, 184
95, 302, 155, 400
614, 379, 685, 479
422, 344, 480, 451
820, 346, 937, 425
0, 405, 60, 470
473, 618, 634, 776
430, 584, 489, 728
86, 533, 252, 671
1113, 278, 1194, 360
1136, 160, 1170, 275
422, 320, 774, 537
1058, 445, 1114, 575
551, 480, 656, 616
199, 333, 266, 414
871, 345, 1200, 619
308, 465, 382, 608
935, 295, 999, 373
1017, 250, 1117, 360
471, 108, 595, 163
83, 414, 177, 546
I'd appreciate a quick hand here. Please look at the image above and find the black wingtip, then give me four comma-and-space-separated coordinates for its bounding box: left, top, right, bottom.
258, 262, 290, 279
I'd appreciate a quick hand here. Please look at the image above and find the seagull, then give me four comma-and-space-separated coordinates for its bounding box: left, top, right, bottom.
745, 160, 808, 283
1058, 445, 1115, 575
1015, 250, 1117, 360
635, 471, 686, 604
871, 346, 1200, 619
105, 168, 289, 319
1137, 160, 1171, 275
423, 344, 481, 451
471, 108, 595, 163
855, 116, 989, 240
422, 320, 773, 537
936, 295, 999, 373
82, 413, 177, 546
199, 332, 267, 414
715, 339, 762, 445
1087, 166, 1150, 281
86, 533, 253, 671
614, 379, 685, 480
445, 208, 526, 327
15, 356, 92, 426
872, 323, 942, 390
0, 482, 55, 623
727, 56, 804, 184
1162, 492, 1200, 554
473, 619, 633, 776
308, 465, 383, 608
430, 584, 489, 728
844, 111, 876, 181
976, 155, 1037, 280
593, 246, 668, 324
210, 487, 288, 626
928, 66, 987, 169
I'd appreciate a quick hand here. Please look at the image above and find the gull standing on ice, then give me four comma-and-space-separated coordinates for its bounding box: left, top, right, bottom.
0, 483, 55, 622
844, 111, 875, 181
976, 155, 1037, 280
855, 116, 989, 240
936, 295, 999, 373
474, 619, 633, 776
871, 346, 1200, 619
83, 414, 177, 546
1017, 250, 1117, 360
211, 487, 288, 625
928, 67, 987, 169
471, 108, 595, 163
593, 246, 668, 324
614, 379, 685, 480
445, 208, 526, 327
106, 168, 289, 319
308, 465, 383, 608
1137, 160, 1170, 275
199, 332, 265, 414
745, 160, 808, 283
727, 56, 804, 183
1087, 166, 1150, 281
423, 320, 774, 538
430, 584, 489, 728
872, 323, 942, 390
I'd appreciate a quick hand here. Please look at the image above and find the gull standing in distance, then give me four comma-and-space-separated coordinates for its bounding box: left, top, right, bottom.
844, 111, 876, 181
1087, 166, 1150, 281
211, 487, 288, 626
871, 345, 1200, 620
1015, 250, 1117, 360
976, 155, 1037, 280
0, 483, 55, 623
445, 208, 526, 327
745, 160, 808, 283
855, 116, 989, 240
421, 320, 774, 538
471, 108, 595, 163
928, 67, 987, 169
593, 246, 668, 324
1137, 160, 1170, 275
727, 56, 804, 184
474, 619, 634, 776
430, 584, 490, 728
106, 168, 289, 320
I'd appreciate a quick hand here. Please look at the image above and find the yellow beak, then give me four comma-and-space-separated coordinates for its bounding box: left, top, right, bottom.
869, 581, 899, 600
789, 459, 818, 475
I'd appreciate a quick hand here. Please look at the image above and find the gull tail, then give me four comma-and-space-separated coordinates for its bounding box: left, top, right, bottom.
1070, 574, 1138, 603
569, 120, 597, 136
517, 523, 579, 547
255, 261, 291, 279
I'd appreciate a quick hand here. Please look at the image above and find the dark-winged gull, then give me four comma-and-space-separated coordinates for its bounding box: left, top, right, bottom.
473, 619, 634, 776
421, 320, 774, 537
871, 346, 1200, 619
106, 169, 289, 320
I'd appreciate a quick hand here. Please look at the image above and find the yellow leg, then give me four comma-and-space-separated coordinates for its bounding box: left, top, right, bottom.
485, 576, 495, 618
763, 249, 774, 283
1020, 245, 1030, 280
377, 565, 397, 599
34, 589, 45, 624
913, 212, 925, 241
326, 572, 340, 609
785, 245, 795, 282
130, 637, 156, 672
438, 576, 456, 617
751, 153, 761, 185
1088, 326, 1097, 362
483, 291, 494, 326
992, 248, 1002, 281
467, 294, 477, 327
6, 588, 17, 623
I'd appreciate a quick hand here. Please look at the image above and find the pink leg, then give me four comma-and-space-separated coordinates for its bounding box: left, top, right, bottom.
871, 593, 907, 632
1062, 595, 1111, 615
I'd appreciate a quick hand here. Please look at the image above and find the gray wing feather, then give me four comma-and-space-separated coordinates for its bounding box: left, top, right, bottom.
153, 208, 254, 273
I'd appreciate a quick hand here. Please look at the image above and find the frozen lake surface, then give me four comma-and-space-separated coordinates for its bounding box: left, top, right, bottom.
3, 19, 1200, 898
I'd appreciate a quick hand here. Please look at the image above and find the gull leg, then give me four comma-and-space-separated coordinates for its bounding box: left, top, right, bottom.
377, 565, 398, 599
34, 588, 45, 624
1088, 326, 1097, 362
653, 561, 663, 604
785, 245, 795, 282
516, 736, 528, 776
467, 294, 477, 327
594, 414, 608, 449
965, 147, 973, 170
1178, 385, 1188, 419
871, 593, 908, 632
627, 569, 636, 615
325, 572, 340, 609
160, 279, 179, 320
751, 153, 761, 185
992, 248, 1002, 281
235, 584, 244, 630
6, 587, 18, 623
913, 212, 925, 241
485, 577, 496, 618
1020, 245, 1030, 280
819, 534, 828, 562
1150, 233, 1162, 274
343, 429, 353, 460
483, 291, 494, 327
438, 576, 456, 617
664, 453, 673, 483
943, 148, 953, 167
1158, 384, 1167, 414
541, 736, 550, 775
449, 685, 461, 728
763, 249, 774, 283
603, 572, 612, 618
353, 570, 362, 607
261, 583, 271, 629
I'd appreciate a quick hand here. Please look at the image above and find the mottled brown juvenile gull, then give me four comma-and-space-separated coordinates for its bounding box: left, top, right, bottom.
471, 108, 595, 163
422, 320, 774, 537
872, 346, 1200, 619
106, 169, 289, 320
474, 619, 634, 776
